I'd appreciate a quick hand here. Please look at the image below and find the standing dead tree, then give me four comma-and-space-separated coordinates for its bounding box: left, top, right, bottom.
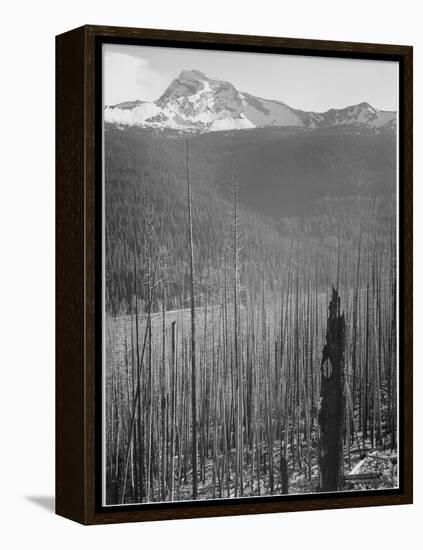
232, 179, 243, 497
318, 287, 346, 492
186, 139, 198, 500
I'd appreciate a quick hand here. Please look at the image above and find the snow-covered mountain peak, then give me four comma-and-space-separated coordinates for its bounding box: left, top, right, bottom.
157, 70, 208, 104
105, 69, 396, 133
179, 69, 207, 80
158, 69, 241, 106
320, 101, 391, 128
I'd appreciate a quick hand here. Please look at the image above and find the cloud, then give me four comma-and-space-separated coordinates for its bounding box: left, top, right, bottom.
104, 49, 165, 105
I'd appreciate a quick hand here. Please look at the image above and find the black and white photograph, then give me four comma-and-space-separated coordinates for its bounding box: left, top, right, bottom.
102, 44, 399, 506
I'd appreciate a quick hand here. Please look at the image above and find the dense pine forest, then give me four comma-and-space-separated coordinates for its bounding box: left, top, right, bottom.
104, 125, 398, 505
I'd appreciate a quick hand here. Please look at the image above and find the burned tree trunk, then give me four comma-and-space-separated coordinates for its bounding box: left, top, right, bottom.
318, 288, 346, 492
280, 455, 289, 494
186, 139, 198, 500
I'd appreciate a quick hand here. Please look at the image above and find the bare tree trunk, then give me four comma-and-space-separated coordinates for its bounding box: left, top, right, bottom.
280, 454, 289, 494
318, 288, 346, 492
161, 285, 167, 500
170, 321, 176, 500
186, 140, 198, 500
352, 234, 361, 419
120, 255, 158, 503
233, 180, 242, 497
133, 250, 144, 501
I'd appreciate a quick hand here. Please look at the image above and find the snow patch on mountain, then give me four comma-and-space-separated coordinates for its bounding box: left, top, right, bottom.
210, 114, 255, 131
105, 69, 396, 133
105, 101, 160, 125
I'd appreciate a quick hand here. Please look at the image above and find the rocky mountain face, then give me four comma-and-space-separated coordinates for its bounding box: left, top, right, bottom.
105, 69, 396, 133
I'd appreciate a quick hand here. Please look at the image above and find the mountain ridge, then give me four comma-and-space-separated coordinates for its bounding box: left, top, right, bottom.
105, 69, 396, 133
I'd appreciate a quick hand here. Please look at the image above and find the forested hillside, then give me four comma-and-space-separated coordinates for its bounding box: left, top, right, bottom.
105, 125, 395, 315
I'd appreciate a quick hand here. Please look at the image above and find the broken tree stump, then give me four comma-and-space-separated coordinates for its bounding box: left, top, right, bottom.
318, 288, 346, 492
280, 455, 289, 494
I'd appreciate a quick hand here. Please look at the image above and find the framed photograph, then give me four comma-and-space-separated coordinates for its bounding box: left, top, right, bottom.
56, 25, 412, 525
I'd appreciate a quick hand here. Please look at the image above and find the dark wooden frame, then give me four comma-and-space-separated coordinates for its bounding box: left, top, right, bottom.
56, 24, 413, 525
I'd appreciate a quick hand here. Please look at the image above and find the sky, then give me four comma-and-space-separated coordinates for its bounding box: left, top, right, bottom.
103, 44, 398, 112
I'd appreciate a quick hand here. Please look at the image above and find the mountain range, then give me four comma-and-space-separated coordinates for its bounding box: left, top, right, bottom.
105, 69, 396, 133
